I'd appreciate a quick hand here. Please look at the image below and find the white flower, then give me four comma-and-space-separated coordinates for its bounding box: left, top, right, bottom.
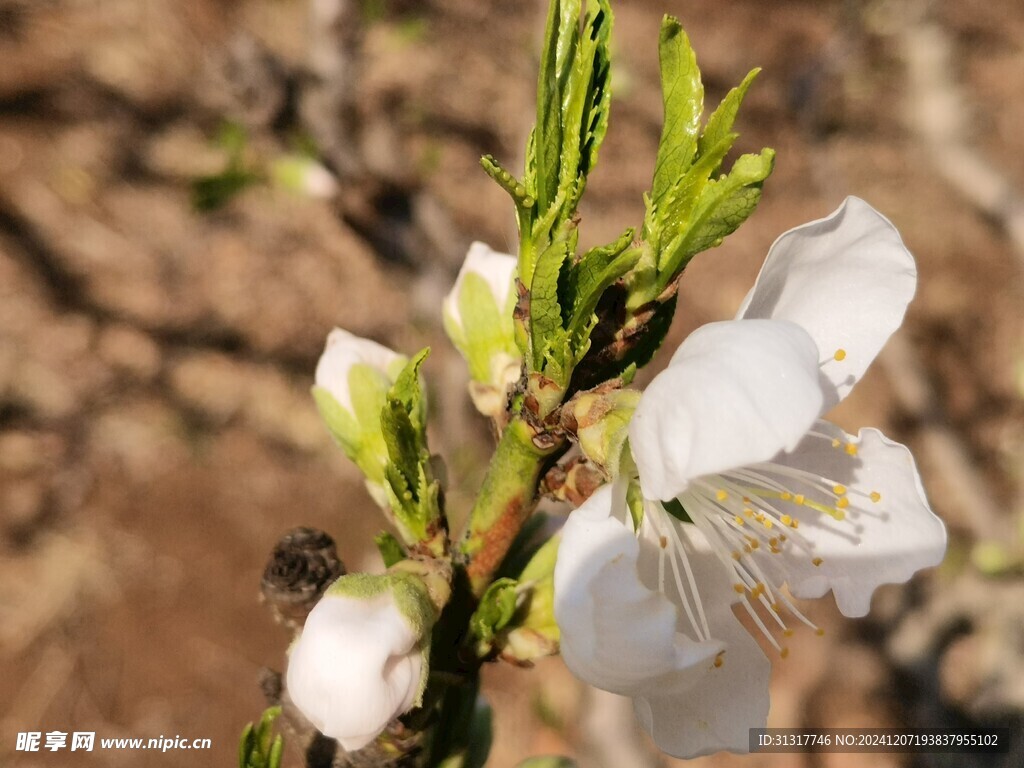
443, 242, 521, 418
312, 328, 409, 503
286, 574, 434, 752
554, 198, 947, 757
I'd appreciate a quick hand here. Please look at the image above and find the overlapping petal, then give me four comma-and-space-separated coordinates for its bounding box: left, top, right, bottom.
737, 197, 916, 409
554, 486, 722, 697
630, 319, 823, 502
633, 601, 769, 757
752, 421, 947, 617
286, 593, 422, 751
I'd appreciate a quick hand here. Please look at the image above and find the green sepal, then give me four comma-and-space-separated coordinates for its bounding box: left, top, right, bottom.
470, 577, 519, 654
375, 531, 406, 568
379, 349, 443, 544
449, 272, 517, 384
662, 497, 693, 524
497, 536, 561, 664
312, 361, 397, 487
238, 706, 283, 768
626, 479, 644, 531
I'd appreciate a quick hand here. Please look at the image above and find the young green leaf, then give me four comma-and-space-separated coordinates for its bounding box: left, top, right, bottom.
650, 16, 703, 214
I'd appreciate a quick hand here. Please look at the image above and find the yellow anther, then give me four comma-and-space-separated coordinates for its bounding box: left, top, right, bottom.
770, 546, 781, 554
780, 514, 793, 526
837, 497, 850, 510
769, 538, 779, 548
816, 628, 826, 637
780, 647, 790, 659
770, 602, 781, 613
744, 544, 752, 553
749, 539, 760, 551
793, 494, 805, 506
812, 557, 823, 567
783, 629, 795, 638
742, 496, 751, 504
659, 536, 668, 549
716, 489, 728, 501
781, 492, 793, 501
752, 583, 765, 599
833, 484, 847, 495
870, 491, 882, 503
733, 583, 746, 594
834, 348, 847, 361
779, 534, 788, 542
791, 519, 800, 529
734, 516, 745, 526
832, 438, 841, 448
762, 518, 774, 529
743, 507, 754, 517
714, 652, 725, 668
845, 443, 858, 456
731, 550, 742, 561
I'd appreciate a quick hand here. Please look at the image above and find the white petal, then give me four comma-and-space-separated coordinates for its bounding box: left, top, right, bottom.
314, 328, 404, 413
634, 610, 769, 757
737, 197, 917, 409
756, 422, 946, 617
630, 320, 824, 501
554, 486, 722, 697
286, 593, 422, 751
632, 524, 771, 758
443, 241, 517, 327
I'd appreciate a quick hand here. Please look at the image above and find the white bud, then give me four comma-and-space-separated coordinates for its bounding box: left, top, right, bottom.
443, 242, 517, 330
443, 242, 521, 418
286, 573, 435, 752
315, 328, 405, 415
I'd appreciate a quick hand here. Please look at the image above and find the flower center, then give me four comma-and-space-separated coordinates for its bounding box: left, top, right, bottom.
649, 429, 884, 659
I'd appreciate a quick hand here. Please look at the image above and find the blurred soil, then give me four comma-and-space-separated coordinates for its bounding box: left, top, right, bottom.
1, 0, 1023, 767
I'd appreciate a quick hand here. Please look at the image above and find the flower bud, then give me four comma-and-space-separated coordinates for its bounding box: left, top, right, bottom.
565, 389, 640, 477
312, 328, 409, 504
443, 242, 521, 419
285, 570, 438, 752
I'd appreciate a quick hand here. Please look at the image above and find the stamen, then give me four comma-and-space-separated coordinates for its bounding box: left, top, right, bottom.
833, 348, 847, 361
662, 511, 712, 641
870, 491, 881, 503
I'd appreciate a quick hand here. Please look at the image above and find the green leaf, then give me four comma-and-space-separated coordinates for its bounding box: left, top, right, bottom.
657, 148, 774, 286
529, 239, 571, 371
650, 16, 703, 213
697, 67, 760, 174
535, 0, 577, 213
481, 154, 536, 210
375, 531, 406, 568
566, 229, 639, 344
239, 707, 283, 768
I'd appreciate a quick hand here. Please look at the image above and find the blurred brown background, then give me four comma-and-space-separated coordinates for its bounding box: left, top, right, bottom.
1, 0, 1022, 766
